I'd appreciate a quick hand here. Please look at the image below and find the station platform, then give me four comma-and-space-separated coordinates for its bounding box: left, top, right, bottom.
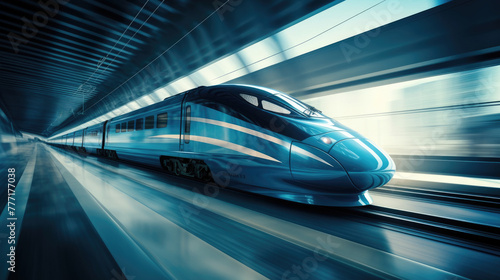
1, 143, 499, 279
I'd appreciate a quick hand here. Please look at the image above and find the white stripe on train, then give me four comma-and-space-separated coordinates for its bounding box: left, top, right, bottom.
151, 134, 282, 163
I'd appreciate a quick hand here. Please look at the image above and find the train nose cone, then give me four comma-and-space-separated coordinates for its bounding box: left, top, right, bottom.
329, 139, 395, 191
290, 142, 358, 193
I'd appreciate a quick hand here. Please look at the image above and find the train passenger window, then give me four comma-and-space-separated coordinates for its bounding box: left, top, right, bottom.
121, 122, 127, 132
145, 115, 155, 129
184, 106, 191, 144
115, 124, 120, 133
157, 113, 168, 128
240, 94, 258, 106
262, 100, 291, 115
136, 118, 143, 130
128, 120, 134, 132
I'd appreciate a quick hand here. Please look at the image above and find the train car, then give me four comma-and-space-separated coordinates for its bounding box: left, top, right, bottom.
73, 130, 84, 152
51, 84, 395, 206
67, 132, 74, 148
82, 122, 107, 155
102, 93, 185, 164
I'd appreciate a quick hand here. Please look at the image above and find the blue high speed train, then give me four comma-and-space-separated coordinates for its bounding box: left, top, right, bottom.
49, 85, 395, 206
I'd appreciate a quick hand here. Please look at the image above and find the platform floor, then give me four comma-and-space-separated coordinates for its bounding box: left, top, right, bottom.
1, 143, 499, 279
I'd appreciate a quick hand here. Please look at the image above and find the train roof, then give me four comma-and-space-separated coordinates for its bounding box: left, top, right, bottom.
110, 92, 186, 123
52, 84, 322, 139
110, 84, 290, 121
204, 84, 282, 97
199, 84, 324, 117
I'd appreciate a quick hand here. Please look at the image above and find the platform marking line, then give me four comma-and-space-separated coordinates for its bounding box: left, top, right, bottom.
0, 144, 37, 277
131, 180, 467, 280
47, 145, 268, 280
45, 145, 174, 280
49, 145, 467, 280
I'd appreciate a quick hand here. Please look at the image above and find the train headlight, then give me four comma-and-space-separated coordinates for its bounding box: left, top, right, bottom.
320, 136, 332, 145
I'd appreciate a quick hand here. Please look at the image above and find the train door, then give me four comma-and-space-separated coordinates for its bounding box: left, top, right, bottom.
180, 104, 191, 152
106, 120, 112, 144
100, 121, 108, 149
82, 128, 87, 147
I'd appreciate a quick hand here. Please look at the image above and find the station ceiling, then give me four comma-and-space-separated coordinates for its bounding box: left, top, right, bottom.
0, 0, 338, 137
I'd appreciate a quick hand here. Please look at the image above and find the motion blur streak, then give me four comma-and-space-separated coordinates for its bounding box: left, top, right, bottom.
52, 0, 452, 137
303, 65, 500, 159
394, 172, 500, 189
1, 0, 500, 279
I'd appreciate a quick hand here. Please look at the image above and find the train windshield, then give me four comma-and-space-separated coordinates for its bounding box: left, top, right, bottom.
275, 93, 325, 117
239, 85, 326, 117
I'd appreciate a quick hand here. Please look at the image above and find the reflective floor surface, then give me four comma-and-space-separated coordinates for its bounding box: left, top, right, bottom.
1, 143, 499, 280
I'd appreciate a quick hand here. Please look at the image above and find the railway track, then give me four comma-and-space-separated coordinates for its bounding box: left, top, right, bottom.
353, 187, 500, 256
52, 145, 500, 257
373, 185, 500, 209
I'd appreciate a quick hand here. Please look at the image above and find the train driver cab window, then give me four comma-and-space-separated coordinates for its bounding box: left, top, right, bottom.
115, 124, 120, 133
240, 94, 258, 106
157, 113, 168, 128
121, 122, 127, 132
136, 118, 144, 130
128, 120, 134, 132
145, 115, 155, 129
262, 100, 291, 115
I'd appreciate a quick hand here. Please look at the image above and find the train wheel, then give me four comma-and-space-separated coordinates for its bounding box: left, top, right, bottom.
195, 165, 203, 179
173, 161, 181, 176
195, 164, 211, 182
166, 159, 174, 173
198, 168, 207, 180
186, 160, 195, 176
